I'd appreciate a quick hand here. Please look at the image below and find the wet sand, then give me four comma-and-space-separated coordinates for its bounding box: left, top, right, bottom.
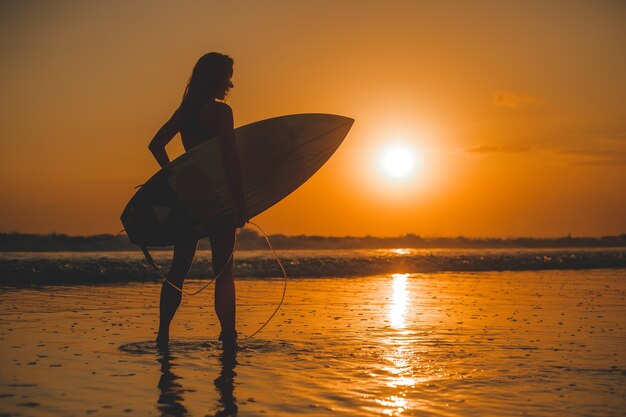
1, 270, 625, 416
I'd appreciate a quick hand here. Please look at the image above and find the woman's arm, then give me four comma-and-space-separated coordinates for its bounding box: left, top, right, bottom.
148, 108, 184, 169
214, 103, 249, 226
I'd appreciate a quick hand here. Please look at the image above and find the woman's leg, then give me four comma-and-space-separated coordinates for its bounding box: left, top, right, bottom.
210, 226, 237, 339
156, 239, 198, 346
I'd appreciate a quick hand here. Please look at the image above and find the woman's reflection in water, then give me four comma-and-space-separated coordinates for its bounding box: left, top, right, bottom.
214, 350, 238, 417
157, 349, 189, 417
156, 347, 238, 417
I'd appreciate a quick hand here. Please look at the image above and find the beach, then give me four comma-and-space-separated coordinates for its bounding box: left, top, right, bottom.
1, 266, 625, 416
3, 1, 626, 416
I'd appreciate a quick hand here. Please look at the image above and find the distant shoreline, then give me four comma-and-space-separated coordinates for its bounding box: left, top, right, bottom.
1, 231, 625, 252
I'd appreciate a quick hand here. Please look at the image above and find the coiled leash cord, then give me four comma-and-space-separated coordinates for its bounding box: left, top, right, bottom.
140, 221, 287, 341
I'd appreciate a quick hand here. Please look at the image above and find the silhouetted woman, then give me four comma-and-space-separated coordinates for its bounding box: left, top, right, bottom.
148, 53, 247, 350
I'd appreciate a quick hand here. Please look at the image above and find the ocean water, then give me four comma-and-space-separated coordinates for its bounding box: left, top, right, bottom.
0, 248, 624, 285
1, 267, 625, 416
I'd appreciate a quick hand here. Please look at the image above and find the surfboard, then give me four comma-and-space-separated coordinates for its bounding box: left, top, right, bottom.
121, 113, 354, 246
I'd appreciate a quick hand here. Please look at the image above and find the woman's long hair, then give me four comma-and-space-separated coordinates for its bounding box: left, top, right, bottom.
180, 53, 233, 115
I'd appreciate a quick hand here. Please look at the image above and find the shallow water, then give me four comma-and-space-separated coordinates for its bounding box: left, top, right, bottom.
1, 270, 625, 416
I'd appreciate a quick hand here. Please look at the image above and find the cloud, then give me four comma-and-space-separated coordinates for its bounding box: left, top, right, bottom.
551, 148, 626, 166
465, 145, 533, 154
464, 130, 626, 165
464, 144, 626, 166
593, 132, 626, 145
493, 91, 542, 109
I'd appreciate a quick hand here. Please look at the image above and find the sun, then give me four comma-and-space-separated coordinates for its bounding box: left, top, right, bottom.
380, 145, 416, 179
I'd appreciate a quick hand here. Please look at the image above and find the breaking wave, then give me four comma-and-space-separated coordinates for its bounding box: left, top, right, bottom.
0, 248, 624, 285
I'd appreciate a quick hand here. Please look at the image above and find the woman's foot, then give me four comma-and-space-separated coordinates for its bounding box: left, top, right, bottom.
219, 330, 239, 351
156, 332, 169, 350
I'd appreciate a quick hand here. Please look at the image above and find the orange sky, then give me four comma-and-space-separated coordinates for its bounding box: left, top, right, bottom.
1, 1, 625, 237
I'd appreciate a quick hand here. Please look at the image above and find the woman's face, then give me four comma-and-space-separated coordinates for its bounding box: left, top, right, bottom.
217, 68, 234, 100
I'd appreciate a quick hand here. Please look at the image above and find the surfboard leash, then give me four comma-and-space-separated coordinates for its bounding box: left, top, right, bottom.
139, 221, 288, 341
140, 235, 236, 297
239, 221, 288, 341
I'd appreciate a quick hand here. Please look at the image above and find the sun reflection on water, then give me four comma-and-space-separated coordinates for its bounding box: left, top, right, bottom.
389, 273, 409, 329
389, 248, 411, 255
377, 396, 407, 415
375, 273, 419, 415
